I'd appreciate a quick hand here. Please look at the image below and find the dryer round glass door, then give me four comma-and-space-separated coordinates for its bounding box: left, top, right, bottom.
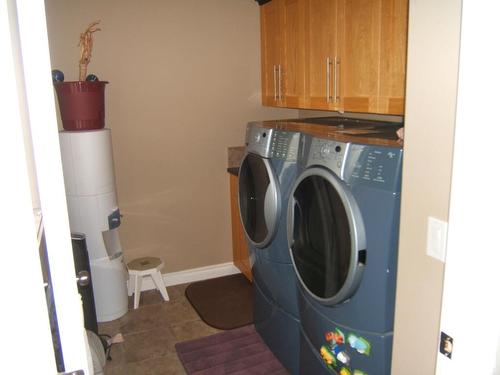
238, 153, 279, 248
287, 167, 366, 306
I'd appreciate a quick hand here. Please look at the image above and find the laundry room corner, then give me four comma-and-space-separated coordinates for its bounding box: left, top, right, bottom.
44, 0, 297, 275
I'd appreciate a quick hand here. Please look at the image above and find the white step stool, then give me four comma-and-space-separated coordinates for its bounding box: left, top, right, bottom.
127, 256, 170, 309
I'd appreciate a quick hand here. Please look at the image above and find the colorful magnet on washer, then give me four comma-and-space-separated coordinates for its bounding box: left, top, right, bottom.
320, 345, 336, 368
353, 370, 368, 375
336, 349, 351, 365
331, 344, 350, 366
325, 331, 336, 343
347, 334, 372, 356
325, 327, 345, 345
334, 328, 346, 344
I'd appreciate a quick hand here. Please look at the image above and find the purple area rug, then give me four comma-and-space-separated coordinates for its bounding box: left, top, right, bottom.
175, 325, 289, 374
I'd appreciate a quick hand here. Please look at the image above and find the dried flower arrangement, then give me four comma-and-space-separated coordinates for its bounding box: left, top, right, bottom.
78, 21, 101, 81
52, 20, 108, 131
52, 21, 101, 83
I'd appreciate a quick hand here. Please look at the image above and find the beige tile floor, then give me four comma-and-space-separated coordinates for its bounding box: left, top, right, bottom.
99, 283, 221, 375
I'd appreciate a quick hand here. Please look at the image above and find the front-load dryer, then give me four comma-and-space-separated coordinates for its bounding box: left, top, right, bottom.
238, 122, 304, 374
288, 136, 403, 375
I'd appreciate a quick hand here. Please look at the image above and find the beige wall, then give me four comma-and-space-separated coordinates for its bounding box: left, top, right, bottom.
391, 0, 461, 373
45, 0, 297, 272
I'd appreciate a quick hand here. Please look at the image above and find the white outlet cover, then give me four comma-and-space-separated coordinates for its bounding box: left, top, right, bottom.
427, 216, 448, 262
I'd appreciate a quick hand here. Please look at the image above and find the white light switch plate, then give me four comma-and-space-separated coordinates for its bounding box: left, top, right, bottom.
427, 216, 448, 262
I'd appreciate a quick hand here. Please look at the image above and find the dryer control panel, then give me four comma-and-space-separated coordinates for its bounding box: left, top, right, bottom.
270, 130, 300, 161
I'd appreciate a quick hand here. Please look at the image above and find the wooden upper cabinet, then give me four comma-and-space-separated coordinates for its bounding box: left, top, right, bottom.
339, 0, 382, 113
339, 0, 408, 114
260, 0, 305, 108
378, 0, 408, 114
304, 0, 340, 110
260, 0, 282, 106
260, 0, 408, 115
281, 0, 306, 108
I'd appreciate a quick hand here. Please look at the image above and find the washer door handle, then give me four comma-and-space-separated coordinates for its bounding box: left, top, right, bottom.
288, 196, 302, 248
263, 183, 276, 233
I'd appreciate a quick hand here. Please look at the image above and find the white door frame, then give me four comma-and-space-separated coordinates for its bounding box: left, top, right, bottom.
437, 1, 500, 373
1, 0, 91, 373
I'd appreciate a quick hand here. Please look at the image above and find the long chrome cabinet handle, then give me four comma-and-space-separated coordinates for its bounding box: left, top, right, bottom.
273, 65, 277, 101
326, 57, 333, 103
334, 57, 340, 103
277, 64, 282, 101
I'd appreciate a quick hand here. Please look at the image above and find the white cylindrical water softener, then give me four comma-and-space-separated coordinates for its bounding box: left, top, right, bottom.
59, 129, 128, 322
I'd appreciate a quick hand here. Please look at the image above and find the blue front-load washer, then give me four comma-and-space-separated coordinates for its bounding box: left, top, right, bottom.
287, 136, 403, 375
238, 122, 304, 374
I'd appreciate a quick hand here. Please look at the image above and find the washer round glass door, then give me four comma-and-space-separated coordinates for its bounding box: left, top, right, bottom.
287, 167, 366, 306
238, 153, 279, 248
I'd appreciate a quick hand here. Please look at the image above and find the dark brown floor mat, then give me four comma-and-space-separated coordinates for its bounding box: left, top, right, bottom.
185, 274, 254, 330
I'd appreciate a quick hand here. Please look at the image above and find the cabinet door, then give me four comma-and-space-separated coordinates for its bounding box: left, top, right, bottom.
280, 0, 306, 108
260, 0, 305, 108
339, 0, 408, 115
260, 0, 281, 106
378, 0, 408, 114
304, 0, 340, 110
338, 0, 381, 113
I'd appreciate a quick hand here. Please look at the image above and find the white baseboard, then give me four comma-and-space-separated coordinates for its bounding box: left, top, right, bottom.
127, 262, 241, 295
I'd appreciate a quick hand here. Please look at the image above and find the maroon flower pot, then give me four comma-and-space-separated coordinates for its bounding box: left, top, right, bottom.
54, 81, 108, 131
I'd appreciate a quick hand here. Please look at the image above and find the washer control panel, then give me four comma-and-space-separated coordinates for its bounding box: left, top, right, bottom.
308, 138, 402, 189
344, 144, 403, 191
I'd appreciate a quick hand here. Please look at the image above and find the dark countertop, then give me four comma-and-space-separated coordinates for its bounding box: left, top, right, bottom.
227, 117, 402, 176
259, 117, 403, 147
